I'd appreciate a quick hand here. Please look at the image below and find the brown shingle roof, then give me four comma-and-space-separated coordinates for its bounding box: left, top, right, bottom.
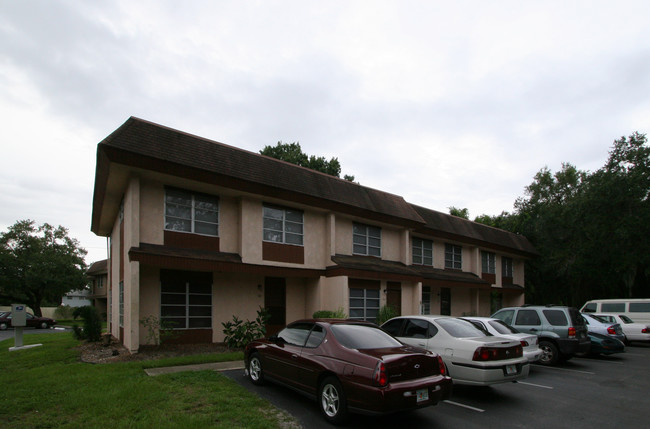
410, 204, 538, 257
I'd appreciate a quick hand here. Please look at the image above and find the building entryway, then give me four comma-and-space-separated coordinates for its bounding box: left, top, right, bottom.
264, 277, 286, 336
386, 281, 402, 315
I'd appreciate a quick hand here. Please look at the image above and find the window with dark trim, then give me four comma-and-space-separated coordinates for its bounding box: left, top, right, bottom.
263, 205, 304, 245
119, 281, 124, 327
413, 238, 433, 266
444, 244, 462, 269
353, 223, 381, 257
481, 251, 496, 274
161, 270, 212, 329
502, 257, 513, 277
349, 288, 380, 321
165, 188, 219, 236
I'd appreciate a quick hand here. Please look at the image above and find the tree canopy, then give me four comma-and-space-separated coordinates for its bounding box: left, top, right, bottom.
260, 141, 356, 182
0, 220, 88, 316
474, 132, 650, 306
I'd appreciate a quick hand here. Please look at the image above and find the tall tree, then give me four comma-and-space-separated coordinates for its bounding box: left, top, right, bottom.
0, 220, 87, 316
260, 141, 355, 181
448, 206, 470, 219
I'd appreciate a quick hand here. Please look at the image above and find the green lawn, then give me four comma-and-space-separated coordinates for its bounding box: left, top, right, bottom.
0, 333, 296, 429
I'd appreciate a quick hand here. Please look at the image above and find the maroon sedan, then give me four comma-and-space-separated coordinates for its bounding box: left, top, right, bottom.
245, 319, 452, 424
0, 312, 57, 330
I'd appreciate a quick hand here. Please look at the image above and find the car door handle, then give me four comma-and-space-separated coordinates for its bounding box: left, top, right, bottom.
530, 328, 538, 332
418, 343, 426, 347
291, 354, 298, 359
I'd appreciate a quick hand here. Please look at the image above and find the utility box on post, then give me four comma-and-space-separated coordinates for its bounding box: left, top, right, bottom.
11, 304, 27, 327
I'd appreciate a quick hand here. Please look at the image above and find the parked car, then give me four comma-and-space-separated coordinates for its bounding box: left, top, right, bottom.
244, 319, 452, 424
581, 332, 625, 356
491, 305, 590, 365
592, 313, 650, 343
381, 315, 529, 386
0, 312, 57, 330
461, 316, 543, 363
581, 313, 626, 344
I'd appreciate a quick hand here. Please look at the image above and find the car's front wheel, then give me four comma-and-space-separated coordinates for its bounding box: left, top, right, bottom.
0, 322, 7, 331
319, 376, 348, 425
40, 322, 49, 329
539, 340, 559, 365
248, 353, 265, 385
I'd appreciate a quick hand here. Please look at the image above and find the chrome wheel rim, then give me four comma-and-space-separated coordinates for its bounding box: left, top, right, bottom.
321, 383, 340, 418
249, 358, 261, 381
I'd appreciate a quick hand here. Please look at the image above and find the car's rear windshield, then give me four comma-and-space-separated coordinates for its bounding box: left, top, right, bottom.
488, 319, 519, 334
568, 308, 586, 326
331, 324, 402, 349
437, 318, 486, 338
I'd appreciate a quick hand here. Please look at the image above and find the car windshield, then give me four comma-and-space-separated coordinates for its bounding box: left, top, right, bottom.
488, 319, 519, 334
331, 324, 402, 349
437, 318, 487, 338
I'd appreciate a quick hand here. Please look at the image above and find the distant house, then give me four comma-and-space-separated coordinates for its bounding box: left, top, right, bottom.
62, 289, 92, 308
86, 259, 108, 319
91, 117, 538, 353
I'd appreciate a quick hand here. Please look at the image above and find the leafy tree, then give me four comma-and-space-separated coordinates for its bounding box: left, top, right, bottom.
0, 220, 87, 316
261, 141, 355, 182
448, 206, 470, 219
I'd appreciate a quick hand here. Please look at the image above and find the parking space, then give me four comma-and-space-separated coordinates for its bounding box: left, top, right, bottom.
223, 343, 650, 428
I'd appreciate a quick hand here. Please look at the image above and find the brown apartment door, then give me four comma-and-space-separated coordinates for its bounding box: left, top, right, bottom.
264, 277, 286, 336
386, 282, 402, 315
440, 287, 451, 315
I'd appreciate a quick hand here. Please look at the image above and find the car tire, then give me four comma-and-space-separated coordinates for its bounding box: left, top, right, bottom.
0, 322, 7, 331
248, 353, 265, 385
539, 340, 559, 365
319, 376, 348, 425
40, 322, 49, 329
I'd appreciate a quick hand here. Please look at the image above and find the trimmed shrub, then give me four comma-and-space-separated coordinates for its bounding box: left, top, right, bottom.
222, 307, 270, 349
375, 305, 398, 325
312, 307, 347, 319
72, 306, 103, 342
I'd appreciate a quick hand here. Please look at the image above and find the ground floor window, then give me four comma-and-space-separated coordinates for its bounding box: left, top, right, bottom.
119, 281, 124, 327
161, 270, 212, 329
349, 287, 380, 322
421, 286, 431, 314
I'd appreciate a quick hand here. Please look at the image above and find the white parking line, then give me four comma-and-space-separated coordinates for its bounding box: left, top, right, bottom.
532, 365, 595, 375
516, 381, 554, 389
443, 400, 485, 413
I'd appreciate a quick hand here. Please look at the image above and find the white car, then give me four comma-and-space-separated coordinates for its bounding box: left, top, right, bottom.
581, 313, 626, 343
461, 317, 543, 363
382, 315, 530, 386
593, 313, 650, 343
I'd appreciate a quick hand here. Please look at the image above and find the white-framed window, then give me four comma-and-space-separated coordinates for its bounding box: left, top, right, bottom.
502, 257, 513, 277
444, 244, 462, 269
413, 238, 433, 266
421, 286, 431, 315
165, 188, 219, 236
263, 205, 304, 245
353, 223, 381, 257
482, 251, 496, 274
160, 270, 212, 329
349, 288, 380, 321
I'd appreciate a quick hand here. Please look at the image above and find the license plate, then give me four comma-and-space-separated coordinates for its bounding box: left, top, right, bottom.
416, 388, 429, 402
506, 364, 518, 375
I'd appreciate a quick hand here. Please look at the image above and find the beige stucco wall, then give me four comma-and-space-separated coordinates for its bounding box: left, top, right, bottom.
138, 265, 160, 345
213, 272, 264, 342
139, 180, 164, 245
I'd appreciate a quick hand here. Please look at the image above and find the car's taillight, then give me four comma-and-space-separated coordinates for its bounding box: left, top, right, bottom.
607, 326, 617, 335
472, 345, 522, 361
373, 361, 388, 387
568, 327, 576, 338
642, 327, 650, 334
520, 340, 529, 347
437, 355, 446, 376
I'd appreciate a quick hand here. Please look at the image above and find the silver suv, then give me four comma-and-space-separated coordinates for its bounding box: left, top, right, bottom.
491, 305, 590, 365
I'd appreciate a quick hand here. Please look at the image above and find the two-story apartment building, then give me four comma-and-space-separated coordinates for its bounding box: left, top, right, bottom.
91, 117, 537, 353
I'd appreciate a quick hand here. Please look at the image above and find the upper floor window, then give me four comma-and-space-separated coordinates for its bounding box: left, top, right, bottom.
502, 257, 513, 277
481, 251, 496, 274
444, 244, 462, 270
165, 188, 219, 236
263, 205, 304, 245
353, 223, 381, 257
413, 237, 433, 266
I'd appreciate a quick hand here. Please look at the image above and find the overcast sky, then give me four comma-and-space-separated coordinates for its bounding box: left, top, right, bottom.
1, 1, 649, 264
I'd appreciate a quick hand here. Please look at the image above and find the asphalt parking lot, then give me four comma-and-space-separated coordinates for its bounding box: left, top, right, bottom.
223, 342, 650, 429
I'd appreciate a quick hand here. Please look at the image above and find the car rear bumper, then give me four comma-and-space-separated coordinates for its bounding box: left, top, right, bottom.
557, 337, 591, 355
345, 375, 453, 415
524, 348, 543, 362
448, 360, 530, 386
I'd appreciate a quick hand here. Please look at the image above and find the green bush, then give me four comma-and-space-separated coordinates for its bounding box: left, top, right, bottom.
72, 306, 103, 342
54, 305, 74, 320
375, 305, 398, 325
222, 307, 270, 349
312, 307, 347, 319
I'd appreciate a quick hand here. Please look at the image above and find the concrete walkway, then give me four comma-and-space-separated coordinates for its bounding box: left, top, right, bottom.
145, 360, 245, 376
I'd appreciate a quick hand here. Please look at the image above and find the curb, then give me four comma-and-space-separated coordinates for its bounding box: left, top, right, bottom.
144, 360, 245, 376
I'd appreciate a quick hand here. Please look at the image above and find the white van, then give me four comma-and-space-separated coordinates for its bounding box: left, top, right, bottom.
580, 299, 650, 324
